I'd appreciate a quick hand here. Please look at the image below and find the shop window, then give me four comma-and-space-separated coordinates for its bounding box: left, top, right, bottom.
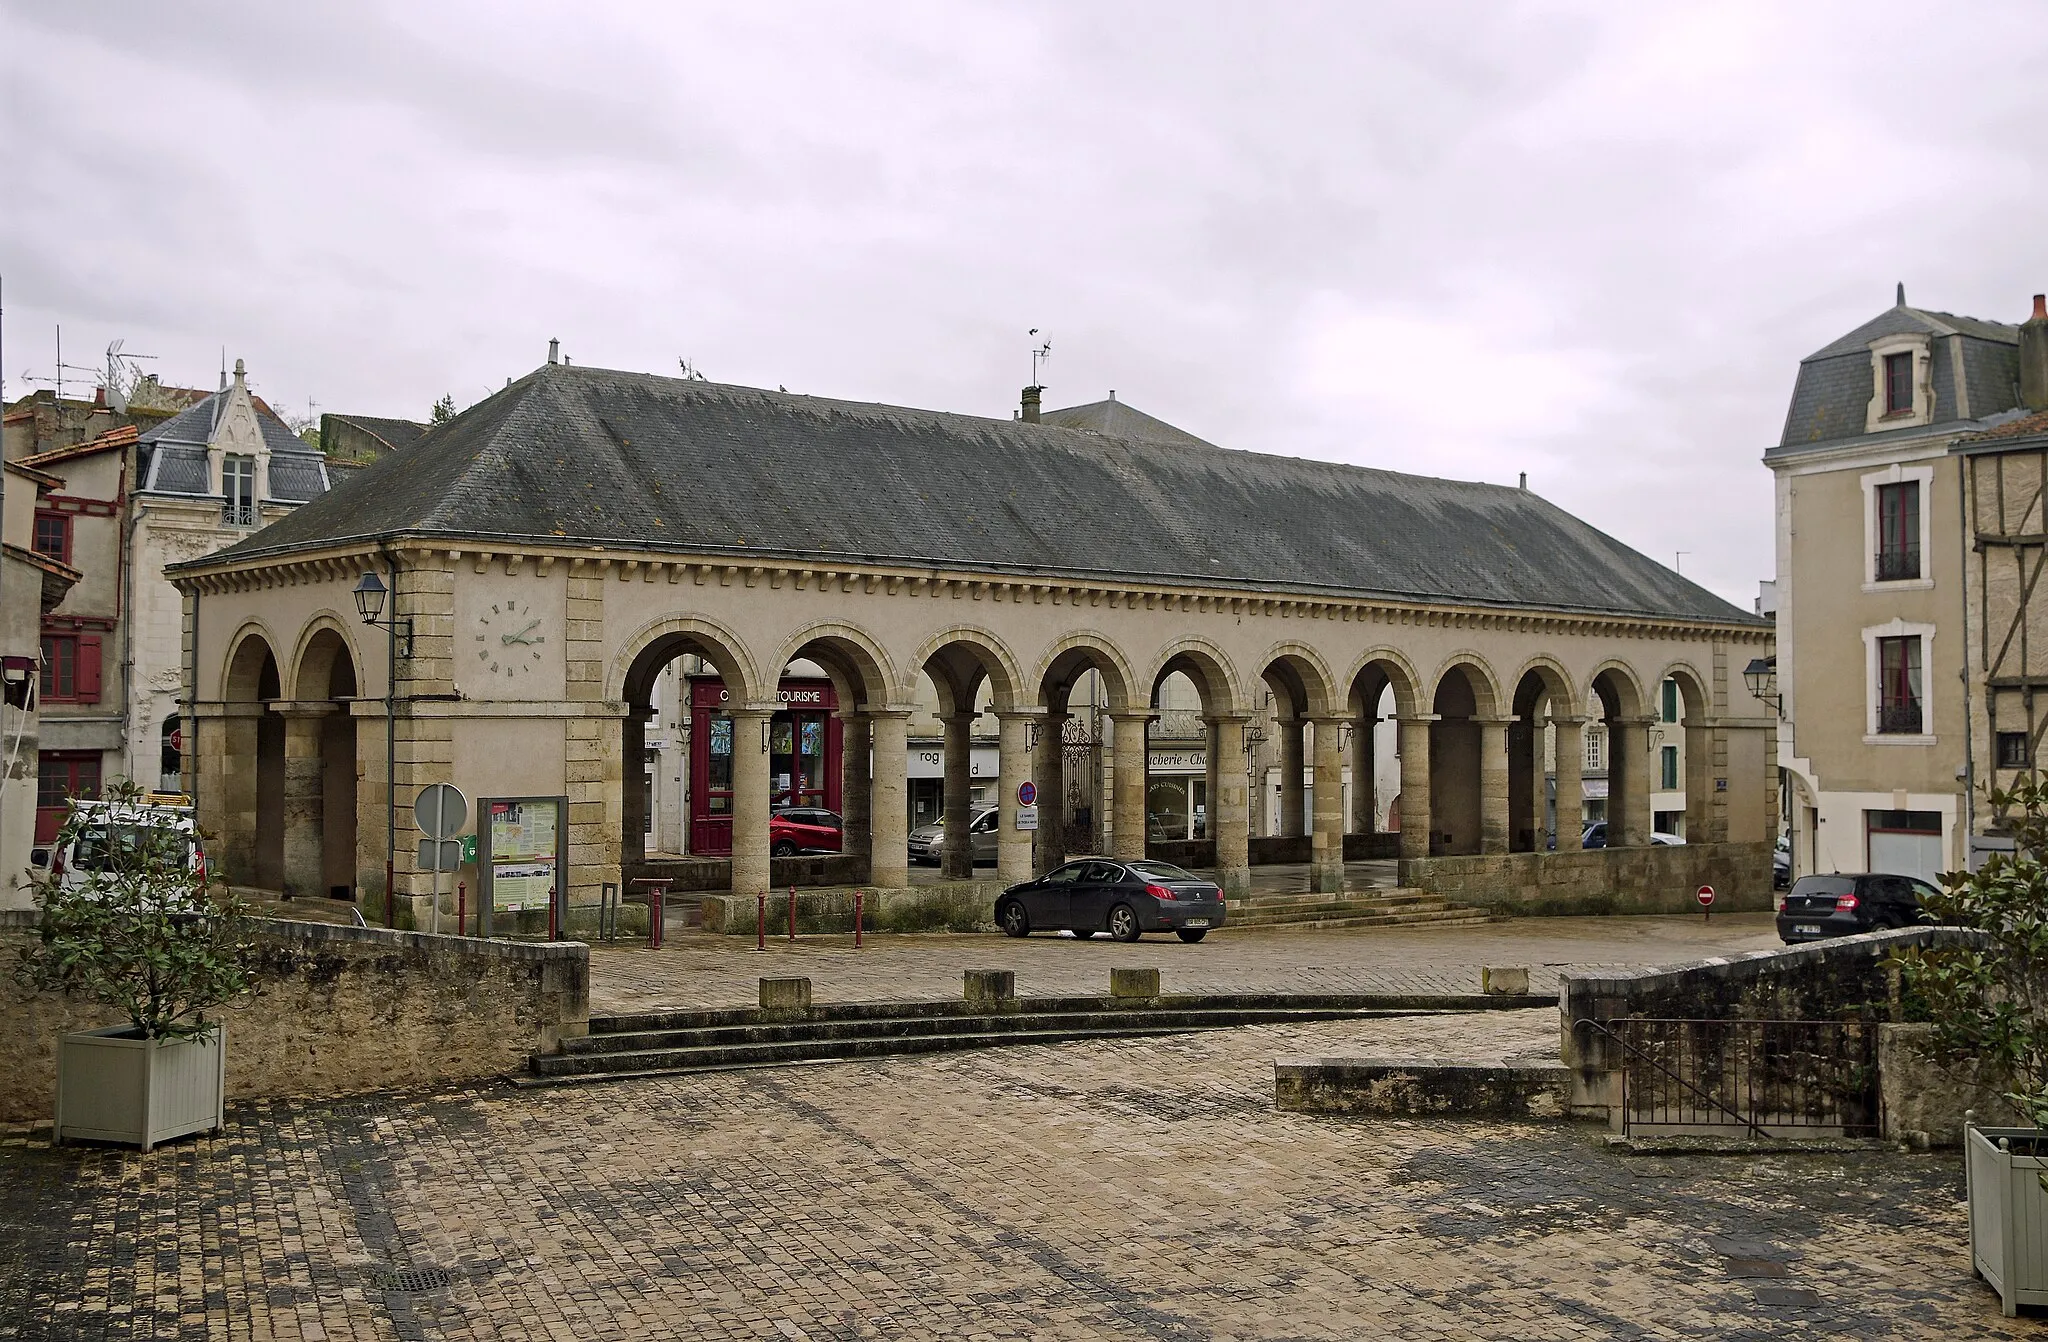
1998, 731, 2033, 769
1876, 481, 1921, 581
31, 511, 69, 563
39, 633, 101, 703
1877, 635, 1923, 734
1660, 745, 1679, 791
1883, 352, 1914, 415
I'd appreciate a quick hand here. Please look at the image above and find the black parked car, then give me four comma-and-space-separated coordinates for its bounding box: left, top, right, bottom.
997, 859, 1226, 943
1777, 872, 1939, 944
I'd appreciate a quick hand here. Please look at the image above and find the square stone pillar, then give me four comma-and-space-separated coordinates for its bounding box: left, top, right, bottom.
1279, 717, 1306, 838
840, 711, 872, 876
1396, 715, 1435, 863
1207, 714, 1252, 900
727, 707, 774, 898
1109, 711, 1152, 861
1611, 715, 1656, 848
1308, 717, 1346, 893
195, 702, 264, 888
995, 710, 1041, 886
1684, 722, 1719, 842
867, 708, 910, 889
274, 701, 338, 900
1552, 717, 1585, 852
1034, 709, 1068, 875
941, 710, 977, 879
1351, 714, 1378, 833
1477, 715, 1512, 855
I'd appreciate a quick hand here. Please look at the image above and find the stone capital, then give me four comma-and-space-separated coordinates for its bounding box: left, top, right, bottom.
266, 700, 341, 719
858, 703, 918, 719
993, 707, 1046, 722
1609, 715, 1660, 729
1106, 710, 1158, 724
189, 700, 266, 719
1394, 713, 1441, 725
1474, 715, 1517, 728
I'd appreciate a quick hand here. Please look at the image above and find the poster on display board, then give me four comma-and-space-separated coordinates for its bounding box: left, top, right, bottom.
479, 795, 568, 937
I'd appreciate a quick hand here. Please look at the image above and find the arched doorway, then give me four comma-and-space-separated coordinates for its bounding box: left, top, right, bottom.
920, 633, 1025, 880
1429, 665, 1487, 856
1508, 664, 1573, 853
1259, 649, 1340, 889
1037, 640, 1135, 871
1591, 666, 1650, 848
217, 631, 283, 890
770, 627, 895, 885
289, 626, 360, 901
619, 625, 759, 889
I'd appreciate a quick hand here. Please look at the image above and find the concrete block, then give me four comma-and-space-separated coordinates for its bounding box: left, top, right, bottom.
1111, 967, 1160, 999
759, 977, 812, 1017
964, 969, 1016, 1006
1482, 965, 1530, 996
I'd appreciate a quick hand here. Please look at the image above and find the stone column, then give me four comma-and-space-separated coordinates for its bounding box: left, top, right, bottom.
1309, 717, 1346, 893
1396, 715, 1436, 863
728, 707, 774, 898
867, 709, 909, 889
1203, 719, 1221, 844
1552, 717, 1585, 852
995, 710, 1040, 886
274, 702, 338, 900
1612, 715, 1656, 848
1109, 711, 1152, 861
1209, 715, 1252, 900
1477, 715, 1512, 855
620, 706, 654, 866
941, 709, 976, 879
1351, 714, 1377, 833
840, 711, 872, 877
198, 703, 264, 888
1279, 717, 1306, 838
1684, 721, 1717, 843
1034, 708, 1068, 874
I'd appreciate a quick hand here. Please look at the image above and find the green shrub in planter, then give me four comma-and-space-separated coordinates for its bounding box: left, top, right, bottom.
15, 779, 256, 1149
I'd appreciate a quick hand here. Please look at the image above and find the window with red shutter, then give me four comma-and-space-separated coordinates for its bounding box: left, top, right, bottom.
76, 635, 102, 703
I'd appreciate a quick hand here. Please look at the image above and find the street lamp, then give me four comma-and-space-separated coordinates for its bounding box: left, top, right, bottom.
352, 571, 412, 655
1742, 656, 1782, 719
356, 566, 415, 925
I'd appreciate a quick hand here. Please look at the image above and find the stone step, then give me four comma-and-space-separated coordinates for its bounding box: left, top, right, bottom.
1229, 901, 1461, 924
1229, 910, 1497, 931
1229, 887, 1436, 910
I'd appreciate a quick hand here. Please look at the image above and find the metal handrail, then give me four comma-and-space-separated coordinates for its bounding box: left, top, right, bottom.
1572, 1016, 1773, 1139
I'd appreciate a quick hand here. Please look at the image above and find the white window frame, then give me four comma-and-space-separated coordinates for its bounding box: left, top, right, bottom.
1860, 461, 1935, 591
1862, 618, 1936, 746
1865, 332, 1935, 432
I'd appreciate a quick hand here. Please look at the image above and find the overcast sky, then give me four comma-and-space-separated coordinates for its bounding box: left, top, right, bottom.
5, 2, 2047, 608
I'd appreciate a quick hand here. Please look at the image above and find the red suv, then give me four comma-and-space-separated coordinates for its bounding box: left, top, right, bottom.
770, 807, 843, 857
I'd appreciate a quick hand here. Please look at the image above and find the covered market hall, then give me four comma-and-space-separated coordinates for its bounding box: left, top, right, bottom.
167, 360, 1776, 923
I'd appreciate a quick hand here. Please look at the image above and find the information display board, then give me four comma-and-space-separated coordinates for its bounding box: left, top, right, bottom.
479, 796, 568, 936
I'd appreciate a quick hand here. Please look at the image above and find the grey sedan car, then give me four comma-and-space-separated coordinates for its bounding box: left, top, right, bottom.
997, 858, 1226, 943
906, 807, 997, 866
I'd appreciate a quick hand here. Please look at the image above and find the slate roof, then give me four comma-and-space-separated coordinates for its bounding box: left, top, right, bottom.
325, 414, 427, 453
1038, 397, 1220, 450
1774, 301, 2022, 454
136, 388, 331, 502
181, 363, 1758, 625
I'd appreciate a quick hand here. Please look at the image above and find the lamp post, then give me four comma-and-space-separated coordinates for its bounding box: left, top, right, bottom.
354, 569, 413, 925
1742, 656, 1782, 719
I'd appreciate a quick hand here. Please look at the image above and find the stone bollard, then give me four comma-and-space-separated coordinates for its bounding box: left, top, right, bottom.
964, 969, 1016, 1007
1481, 965, 1530, 996
759, 976, 813, 1018
1110, 967, 1161, 999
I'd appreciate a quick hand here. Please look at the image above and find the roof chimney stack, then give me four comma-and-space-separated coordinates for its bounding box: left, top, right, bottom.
547, 338, 560, 365
1021, 385, 1041, 424
2023, 295, 2048, 411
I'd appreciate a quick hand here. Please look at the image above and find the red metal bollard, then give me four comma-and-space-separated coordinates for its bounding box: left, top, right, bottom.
787, 885, 798, 942
854, 890, 864, 948
548, 885, 559, 942
756, 892, 767, 951
458, 881, 467, 937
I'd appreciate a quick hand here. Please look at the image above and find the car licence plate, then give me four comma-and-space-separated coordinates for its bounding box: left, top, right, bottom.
1183, 918, 1209, 928
1795, 924, 1820, 935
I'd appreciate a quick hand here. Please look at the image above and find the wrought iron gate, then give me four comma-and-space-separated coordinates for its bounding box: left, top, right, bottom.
1588, 1017, 1880, 1138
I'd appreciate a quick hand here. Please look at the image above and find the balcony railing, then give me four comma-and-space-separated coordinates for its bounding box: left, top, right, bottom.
1874, 545, 1921, 582
1878, 702, 1924, 735
221, 503, 256, 528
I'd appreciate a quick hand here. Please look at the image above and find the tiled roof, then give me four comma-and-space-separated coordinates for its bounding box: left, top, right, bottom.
19, 424, 139, 470
1954, 407, 2048, 448
182, 364, 1758, 625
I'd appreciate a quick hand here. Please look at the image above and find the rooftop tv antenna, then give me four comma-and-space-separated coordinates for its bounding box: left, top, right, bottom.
1029, 329, 1051, 386
102, 339, 158, 413
677, 356, 707, 382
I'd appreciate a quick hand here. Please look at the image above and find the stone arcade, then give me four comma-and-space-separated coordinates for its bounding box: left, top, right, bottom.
167, 362, 1777, 918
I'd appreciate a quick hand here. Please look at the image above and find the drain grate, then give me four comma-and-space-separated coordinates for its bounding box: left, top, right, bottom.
372, 1266, 455, 1293
327, 1101, 391, 1118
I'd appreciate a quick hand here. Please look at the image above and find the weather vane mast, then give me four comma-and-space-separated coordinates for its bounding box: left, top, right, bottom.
1029, 328, 1051, 387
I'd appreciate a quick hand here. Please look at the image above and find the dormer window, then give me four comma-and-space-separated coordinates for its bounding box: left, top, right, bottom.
1883, 352, 1914, 415
223, 454, 256, 527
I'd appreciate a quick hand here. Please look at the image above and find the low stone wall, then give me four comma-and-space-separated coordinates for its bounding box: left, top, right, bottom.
0, 914, 588, 1124
1401, 841, 1771, 917
1879, 1021, 2019, 1145
1275, 1056, 1571, 1119
699, 883, 1001, 936
624, 853, 870, 892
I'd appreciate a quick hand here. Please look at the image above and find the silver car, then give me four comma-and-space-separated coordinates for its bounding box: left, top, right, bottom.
907, 807, 998, 866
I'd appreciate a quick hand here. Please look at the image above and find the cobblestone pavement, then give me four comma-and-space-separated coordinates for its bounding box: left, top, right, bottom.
0, 1009, 2023, 1340
589, 914, 1783, 1014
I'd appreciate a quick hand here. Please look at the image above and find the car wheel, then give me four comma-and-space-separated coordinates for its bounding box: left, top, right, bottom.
1071, 928, 1095, 940
1000, 900, 1030, 938
772, 841, 796, 858
1176, 929, 1207, 944
1108, 903, 1141, 942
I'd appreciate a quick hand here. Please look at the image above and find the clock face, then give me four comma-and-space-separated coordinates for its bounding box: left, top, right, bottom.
472, 597, 548, 680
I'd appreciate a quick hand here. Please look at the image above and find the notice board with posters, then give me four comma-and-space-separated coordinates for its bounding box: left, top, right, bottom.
479, 796, 568, 937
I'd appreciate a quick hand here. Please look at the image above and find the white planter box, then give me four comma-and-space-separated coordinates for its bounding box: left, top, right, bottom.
1966, 1123, 2048, 1316
54, 1024, 226, 1152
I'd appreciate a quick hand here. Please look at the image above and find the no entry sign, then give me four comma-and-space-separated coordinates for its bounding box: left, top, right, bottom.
1696, 884, 1715, 906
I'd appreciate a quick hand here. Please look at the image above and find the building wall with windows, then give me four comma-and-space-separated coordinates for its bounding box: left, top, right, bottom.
1767, 289, 2030, 884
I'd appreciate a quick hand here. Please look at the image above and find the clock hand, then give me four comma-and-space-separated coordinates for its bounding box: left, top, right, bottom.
501, 619, 542, 646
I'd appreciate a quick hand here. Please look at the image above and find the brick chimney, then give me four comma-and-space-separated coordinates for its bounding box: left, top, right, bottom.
1021, 385, 1041, 424
2023, 294, 2048, 411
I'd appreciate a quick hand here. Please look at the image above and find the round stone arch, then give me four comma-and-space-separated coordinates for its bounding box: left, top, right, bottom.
286, 612, 365, 702
608, 613, 763, 707
1504, 654, 1579, 721
213, 620, 287, 891
901, 624, 1027, 713
1426, 650, 1505, 718
1654, 659, 1712, 721
1139, 636, 1246, 717
1586, 659, 1649, 720
1033, 630, 1140, 715
1256, 640, 1338, 719
222, 620, 285, 701
769, 620, 900, 710
1339, 646, 1424, 720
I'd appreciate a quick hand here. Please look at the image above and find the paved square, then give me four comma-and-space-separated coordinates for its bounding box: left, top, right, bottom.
0, 1005, 2022, 1340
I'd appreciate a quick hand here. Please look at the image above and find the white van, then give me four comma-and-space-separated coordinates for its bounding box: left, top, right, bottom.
46, 800, 209, 907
